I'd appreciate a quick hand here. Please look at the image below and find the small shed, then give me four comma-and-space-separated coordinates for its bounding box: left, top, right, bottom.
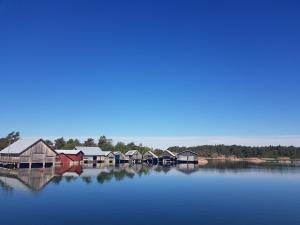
159, 150, 176, 164
75, 146, 103, 163
74, 146, 115, 164
176, 150, 198, 163
55, 149, 84, 165
143, 151, 158, 164
0, 139, 57, 168
125, 150, 143, 164
114, 151, 126, 163
98, 151, 115, 164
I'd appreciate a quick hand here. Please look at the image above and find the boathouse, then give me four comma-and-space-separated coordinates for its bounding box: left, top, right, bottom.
125, 150, 142, 163
0, 139, 57, 168
143, 151, 158, 164
114, 151, 126, 163
99, 151, 115, 164
159, 150, 176, 164
176, 150, 198, 163
55, 149, 84, 165
74, 147, 102, 163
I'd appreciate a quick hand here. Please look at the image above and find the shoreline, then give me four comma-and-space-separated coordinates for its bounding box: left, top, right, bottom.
203, 157, 300, 164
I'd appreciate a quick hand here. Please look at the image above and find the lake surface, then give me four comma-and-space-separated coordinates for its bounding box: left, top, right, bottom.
1, 161, 300, 225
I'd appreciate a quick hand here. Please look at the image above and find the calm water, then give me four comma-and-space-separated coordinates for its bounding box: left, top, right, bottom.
1, 161, 300, 225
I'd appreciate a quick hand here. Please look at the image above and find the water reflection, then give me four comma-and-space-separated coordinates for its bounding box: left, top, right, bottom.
1, 161, 300, 193
0, 167, 56, 192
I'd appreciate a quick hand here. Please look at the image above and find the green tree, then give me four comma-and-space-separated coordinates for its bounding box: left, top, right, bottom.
84, 138, 96, 147
54, 137, 66, 149
98, 136, 114, 151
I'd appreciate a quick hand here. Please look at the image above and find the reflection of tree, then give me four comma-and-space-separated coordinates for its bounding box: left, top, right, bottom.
97, 172, 114, 184
64, 176, 77, 182
96, 169, 137, 184
51, 176, 63, 184
137, 167, 150, 176
0, 179, 13, 192
82, 177, 92, 184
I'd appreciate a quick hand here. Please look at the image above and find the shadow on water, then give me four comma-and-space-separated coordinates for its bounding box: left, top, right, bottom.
1, 160, 300, 193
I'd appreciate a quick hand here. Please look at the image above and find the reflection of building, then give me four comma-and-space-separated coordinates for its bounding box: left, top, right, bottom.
176, 163, 199, 174
143, 151, 158, 164
56, 150, 84, 165
0, 139, 57, 168
176, 150, 198, 164
55, 164, 83, 176
125, 150, 142, 163
0, 167, 56, 192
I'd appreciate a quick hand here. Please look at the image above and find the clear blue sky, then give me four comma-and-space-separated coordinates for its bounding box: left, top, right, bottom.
1, 0, 300, 139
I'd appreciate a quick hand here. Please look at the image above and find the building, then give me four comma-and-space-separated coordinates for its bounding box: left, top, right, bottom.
159, 150, 176, 164
114, 151, 126, 163
55, 149, 84, 165
176, 150, 198, 163
143, 151, 158, 164
74, 146, 115, 164
98, 151, 115, 164
74, 146, 102, 163
0, 139, 57, 168
125, 150, 143, 164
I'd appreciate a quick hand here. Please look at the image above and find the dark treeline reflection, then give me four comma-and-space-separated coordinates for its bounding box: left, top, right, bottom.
1, 161, 300, 193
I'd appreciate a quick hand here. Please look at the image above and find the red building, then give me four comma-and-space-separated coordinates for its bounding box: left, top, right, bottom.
55, 150, 84, 165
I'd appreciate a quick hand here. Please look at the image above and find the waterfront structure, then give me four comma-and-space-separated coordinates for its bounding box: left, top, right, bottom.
55, 149, 84, 165
74, 146, 115, 164
176, 150, 198, 163
0, 139, 57, 168
159, 150, 176, 164
114, 151, 126, 163
143, 151, 158, 164
74, 146, 101, 163
125, 150, 143, 163
99, 151, 115, 164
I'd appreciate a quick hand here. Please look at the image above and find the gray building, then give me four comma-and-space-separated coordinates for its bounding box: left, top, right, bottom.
0, 139, 57, 168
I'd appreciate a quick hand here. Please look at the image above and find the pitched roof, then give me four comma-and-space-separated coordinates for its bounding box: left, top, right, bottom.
144, 151, 158, 158
164, 150, 176, 157
55, 149, 83, 155
0, 138, 41, 154
125, 150, 139, 156
75, 146, 102, 156
101, 151, 113, 156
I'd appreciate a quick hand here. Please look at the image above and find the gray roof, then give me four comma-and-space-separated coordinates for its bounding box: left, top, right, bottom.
144, 151, 158, 158
0, 138, 41, 154
125, 150, 139, 156
164, 150, 176, 157
101, 151, 113, 156
75, 146, 102, 156
55, 149, 83, 155
74, 146, 112, 156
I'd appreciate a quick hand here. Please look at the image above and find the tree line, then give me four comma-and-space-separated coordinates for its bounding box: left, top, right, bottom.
168, 145, 300, 159
1, 131, 300, 158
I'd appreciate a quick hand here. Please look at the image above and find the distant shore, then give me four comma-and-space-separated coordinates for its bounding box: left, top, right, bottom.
202, 156, 300, 164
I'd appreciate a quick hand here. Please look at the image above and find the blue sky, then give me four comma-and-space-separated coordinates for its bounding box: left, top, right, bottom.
0, 0, 300, 145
